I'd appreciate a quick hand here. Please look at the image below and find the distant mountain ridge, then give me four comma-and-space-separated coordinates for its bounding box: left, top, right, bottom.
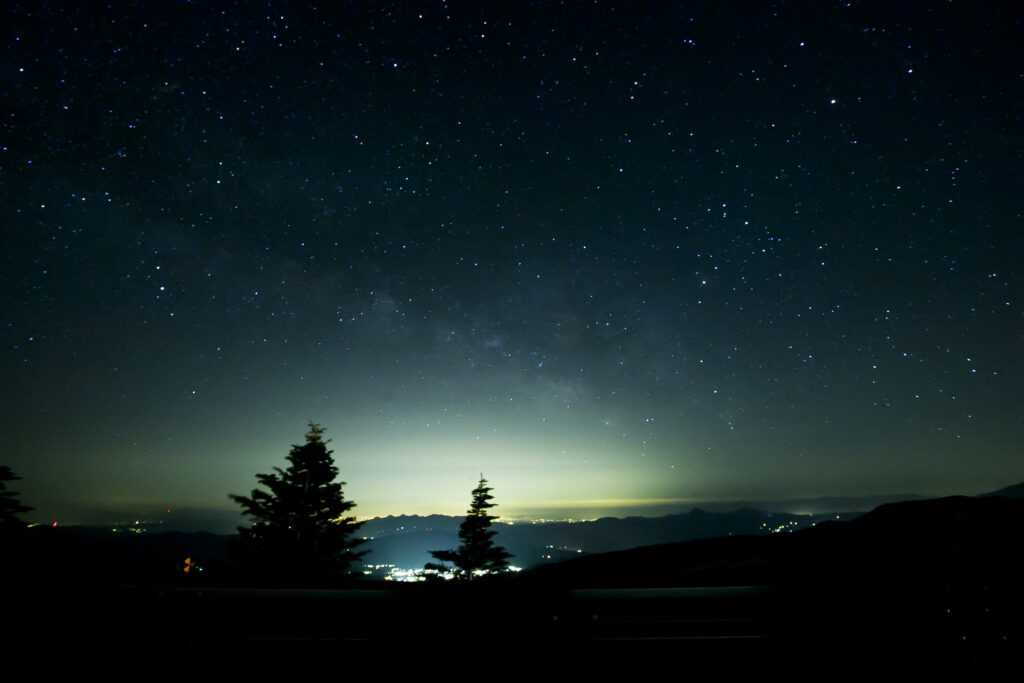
360, 507, 840, 569
52, 482, 1024, 576
65, 482, 1020, 533
355, 481, 1024, 568
525, 493, 1024, 588
977, 482, 1024, 499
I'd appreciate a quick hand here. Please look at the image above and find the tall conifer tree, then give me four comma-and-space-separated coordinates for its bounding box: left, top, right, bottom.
427, 475, 512, 579
230, 423, 366, 579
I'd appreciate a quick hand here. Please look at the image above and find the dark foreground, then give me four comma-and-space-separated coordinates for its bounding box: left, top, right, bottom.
9, 495, 1023, 678
10, 578, 1018, 679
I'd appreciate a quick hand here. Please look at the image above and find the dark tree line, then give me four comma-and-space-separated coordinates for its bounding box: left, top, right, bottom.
3, 424, 514, 585
0, 465, 32, 533
230, 423, 513, 583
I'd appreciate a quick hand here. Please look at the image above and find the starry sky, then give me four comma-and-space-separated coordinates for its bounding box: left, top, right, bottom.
2, 1, 1021, 524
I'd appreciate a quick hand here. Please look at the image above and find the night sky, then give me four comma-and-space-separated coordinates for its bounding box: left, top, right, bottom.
3, 2, 1021, 524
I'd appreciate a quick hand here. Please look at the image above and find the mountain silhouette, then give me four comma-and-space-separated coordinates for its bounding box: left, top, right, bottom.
524, 493, 1024, 588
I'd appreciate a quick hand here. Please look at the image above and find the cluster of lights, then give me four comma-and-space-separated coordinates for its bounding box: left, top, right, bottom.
541, 544, 584, 559
760, 519, 804, 534
368, 564, 522, 582
525, 518, 595, 524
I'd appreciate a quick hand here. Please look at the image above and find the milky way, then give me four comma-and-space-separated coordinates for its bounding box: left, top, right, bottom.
3, 2, 1021, 522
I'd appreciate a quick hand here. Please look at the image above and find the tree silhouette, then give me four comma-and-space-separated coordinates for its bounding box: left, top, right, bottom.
427, 475, 512, 579
0, 465, 32, 532
230, 423, 366, 580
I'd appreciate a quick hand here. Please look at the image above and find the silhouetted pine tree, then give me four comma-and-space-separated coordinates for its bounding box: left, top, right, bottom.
0, 465, 32, 533
230, 423, 366, 580
427, 475, 512, 579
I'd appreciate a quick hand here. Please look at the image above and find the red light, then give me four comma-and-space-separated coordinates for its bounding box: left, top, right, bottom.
51, 522, 58, 527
